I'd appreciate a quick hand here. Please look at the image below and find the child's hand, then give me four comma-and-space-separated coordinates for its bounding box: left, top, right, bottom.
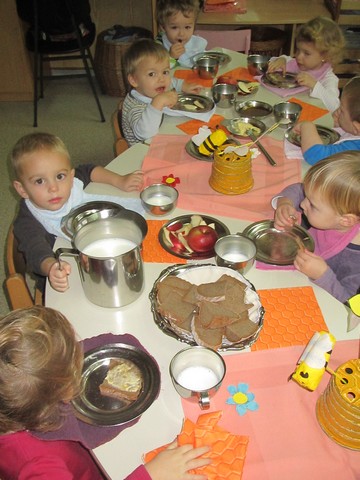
274, 198, 298, 230
48, 260, 71, 292
170, 42, 185, 60
182, 81, 202, 94
296, 72, 317, 90
145, 441, 211, 480
267, 57, 286, 74
152, 90, 178, 111
294, 249, 328, 280
117, 170, 144, 192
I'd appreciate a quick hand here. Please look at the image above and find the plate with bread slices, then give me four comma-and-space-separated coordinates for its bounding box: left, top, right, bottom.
150, 264, 264, 351
72, 343, 160, 426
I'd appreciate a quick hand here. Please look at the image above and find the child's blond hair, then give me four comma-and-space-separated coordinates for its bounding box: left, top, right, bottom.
296, 16, 345, 65
11, 132, 70, 180
156, 0, 200, 28
0, 306, 83, 434
123, 38, 170, 78
342, 76, 360, 123
303, 151, 360, 217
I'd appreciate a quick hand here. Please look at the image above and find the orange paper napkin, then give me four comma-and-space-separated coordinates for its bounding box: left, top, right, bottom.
142, 220, 187, 264
176, 114, 225, 135
253, 286, 327, 351
220, 66, 256, 83
288, 97, 329, 123
174, 69, 214, 87
144, 411, 249, 480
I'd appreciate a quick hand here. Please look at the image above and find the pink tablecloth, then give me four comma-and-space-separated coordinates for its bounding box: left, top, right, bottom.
142, 134, 301, 222
181, 340, 360, 480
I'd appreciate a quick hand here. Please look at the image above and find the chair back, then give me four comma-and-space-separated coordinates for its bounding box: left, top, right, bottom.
4, 225, 43, 310
112, 105, 129, 156
194, 29, 251, 54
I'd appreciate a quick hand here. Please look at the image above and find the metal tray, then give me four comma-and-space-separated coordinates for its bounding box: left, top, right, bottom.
72, 343, 160, 426
221, 117, 266, 138
159, 215, 230, 260
263, 72, 298, 89
285, 125, 340, 147
171, 94, 214, 113
242, 220, 314, 265
192, 51, 231, 66
149, 264, 265, 352
235, 100, 273, 118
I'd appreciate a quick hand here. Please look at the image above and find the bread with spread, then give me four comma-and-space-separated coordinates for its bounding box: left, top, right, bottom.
99, 358, 143, 402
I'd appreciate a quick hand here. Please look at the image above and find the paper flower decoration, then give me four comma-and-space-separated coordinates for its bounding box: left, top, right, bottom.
162, 173, 180, 187
226, 383, 259, 416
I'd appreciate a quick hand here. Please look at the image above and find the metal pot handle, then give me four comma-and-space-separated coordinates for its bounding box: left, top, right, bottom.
55, 247, 83, 280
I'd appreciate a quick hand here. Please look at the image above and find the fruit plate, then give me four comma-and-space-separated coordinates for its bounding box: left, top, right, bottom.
171, 94, 214, 113
242, 220, 315, 265
72, 343, 160, 426
285, 125, 340, 147
158, 215, 230, 260
192, 51, 231, 66
149, 264, 265, 352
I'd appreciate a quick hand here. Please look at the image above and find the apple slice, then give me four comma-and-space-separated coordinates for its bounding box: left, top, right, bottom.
167, 221, 183, 232
190, 215, 203, 227
178, 233, 194, 253
169, 232, 186, 252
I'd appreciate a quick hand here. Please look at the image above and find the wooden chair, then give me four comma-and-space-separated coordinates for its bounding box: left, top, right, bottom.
4, 225, 43, 310
112, 105, 129, 156
194, 28, 251, 54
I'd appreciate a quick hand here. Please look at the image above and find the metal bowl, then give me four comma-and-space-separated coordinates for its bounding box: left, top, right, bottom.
273, 101, 302, 127
140, 184, 178, 216
212, 83, 238, 108
235, 100, 273, 118
247, 54, 270, 76
215, 234, 257, 274
221, 116, 266, 138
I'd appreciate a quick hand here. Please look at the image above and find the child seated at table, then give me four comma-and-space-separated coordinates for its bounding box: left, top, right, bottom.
0, 305, 211, 480
11, 132, 144, 294
121, 38, 202, 146
156, 0, 207, 68
268, 16, 345, 112
272, 151, 360, 304
292, 76, 360, 165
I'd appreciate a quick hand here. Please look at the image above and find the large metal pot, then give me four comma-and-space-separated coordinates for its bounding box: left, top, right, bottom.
56, 214, 147, 308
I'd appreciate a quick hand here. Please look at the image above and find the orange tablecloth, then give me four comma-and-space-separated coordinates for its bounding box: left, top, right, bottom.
182, 339, 359, 480
142, 134, 301, 223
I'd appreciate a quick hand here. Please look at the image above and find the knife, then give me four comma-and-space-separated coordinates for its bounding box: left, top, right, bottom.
247, 130, 277, 166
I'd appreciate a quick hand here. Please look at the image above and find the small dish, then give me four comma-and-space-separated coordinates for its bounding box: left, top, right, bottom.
159, 214, 230, 260
171, 94, 214, 113
242, 220, 314, 265
140, 184, 178, 216
263, 72, 298, 89
247, 54, 270, 76
237, 79, 259, 96
221, 117, 266, 138
72, 343, 160, 426
235, 100, 273, 118
285, 125, 340, 147
192, 51, 231, 66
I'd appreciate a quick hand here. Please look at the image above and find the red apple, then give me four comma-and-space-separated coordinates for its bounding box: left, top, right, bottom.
216, 75, 237, 86
186, 225, 219, 253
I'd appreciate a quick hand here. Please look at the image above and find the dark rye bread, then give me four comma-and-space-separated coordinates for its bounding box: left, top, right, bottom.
157, 290, 196, 325
225, 316, 259, 342
191, 314, 223, 350
195, 279, 228, 302
197, 300, 240, 329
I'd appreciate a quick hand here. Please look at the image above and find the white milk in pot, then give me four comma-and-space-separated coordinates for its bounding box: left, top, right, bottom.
82, 238, 137, 257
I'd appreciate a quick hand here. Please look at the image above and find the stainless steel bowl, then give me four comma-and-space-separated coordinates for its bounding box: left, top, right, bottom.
273, 101, 302, 127
140, 184, 178, 216
215, 234, 257, 274
247, 54, 270, 76
235, 100, 273, 118
212, 83, 238, 108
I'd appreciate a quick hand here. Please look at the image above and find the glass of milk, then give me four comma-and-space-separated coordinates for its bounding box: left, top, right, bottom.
169, 346, 226, 409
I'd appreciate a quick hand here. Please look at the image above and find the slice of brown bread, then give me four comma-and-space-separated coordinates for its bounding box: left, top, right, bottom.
195, 279, 228, 302
157, 290, 196, 325
191, 314, 224, 350
197, 300, 240, 329
225, 317, 259, 342
160, 276, 192, 292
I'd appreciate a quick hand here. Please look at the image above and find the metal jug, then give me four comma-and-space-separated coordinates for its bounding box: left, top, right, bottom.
56, 215, 147, 308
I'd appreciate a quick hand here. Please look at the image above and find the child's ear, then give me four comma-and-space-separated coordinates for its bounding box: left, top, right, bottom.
352, 120, 360, 135
340, 213, 359, 228
127, 74, 138, 89
13, 180, 29, 199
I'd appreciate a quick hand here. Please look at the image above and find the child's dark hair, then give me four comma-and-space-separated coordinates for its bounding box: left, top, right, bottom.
342, 76, 360, 123
0, 306, 83, 434
156, 0, 200, 27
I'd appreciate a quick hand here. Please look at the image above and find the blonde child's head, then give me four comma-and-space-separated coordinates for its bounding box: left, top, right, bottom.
0, 306, 83, 434
123, 38, 170, 78
303, 151, 360, 218
156, 0, 200, 31
296, 16, 345, 65
11, 132, 70, 181
342, 76, 360, 123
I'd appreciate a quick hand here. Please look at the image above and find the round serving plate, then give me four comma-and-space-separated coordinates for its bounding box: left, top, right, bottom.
263, 72, 298, 89
285, 125, 340, 147
171, 94, 214, 113
72, 343, 160, 426
149, 264, 265, 352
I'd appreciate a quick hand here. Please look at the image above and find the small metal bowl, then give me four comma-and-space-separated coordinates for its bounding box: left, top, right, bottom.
215, 234, 257, 274
235, 100, 273, 118
273, 101, 302, 127
212, 83, 238, 108
140, 184, 178, 216
221, 116, 266, 138
247, 54, 270, 76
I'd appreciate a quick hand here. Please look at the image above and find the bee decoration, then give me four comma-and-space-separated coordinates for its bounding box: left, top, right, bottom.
198, 129, 228, 156
290, 331, 336, 391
